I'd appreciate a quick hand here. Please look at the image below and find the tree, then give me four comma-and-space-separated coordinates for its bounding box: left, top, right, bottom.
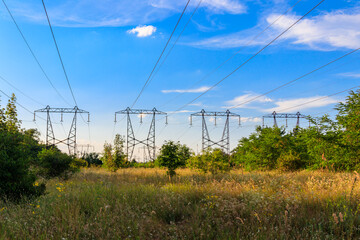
0, 95, 45, 201
5, 94, 21, 132
157, 141, 191, 178
101, 134, 128, 171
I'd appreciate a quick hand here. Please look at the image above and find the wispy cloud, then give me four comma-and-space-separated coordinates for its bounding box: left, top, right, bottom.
151, 0, 246, 15
167, 110, 194, 114
265, 96, 339, 112
224, 92, 273, 108
3, 0, 246, 27
162, 86, 211, 93
241, 117, 262, 123
338, 72, 360, 78
127, 25, 156, 37
189, 7, 360, 50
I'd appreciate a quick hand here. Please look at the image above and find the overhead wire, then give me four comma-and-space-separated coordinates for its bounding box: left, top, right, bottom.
173, 0, 325, 113
0, 89, 46, 121
1, 0, 71, 106
150, 0, 203, 85
228, 47, 360, 109
41, 0, 78, 107
0, 74, 44, 106
159, 0, 303, 109
131, 0, 192, 108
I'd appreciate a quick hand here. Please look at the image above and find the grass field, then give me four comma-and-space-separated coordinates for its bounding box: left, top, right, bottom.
0, 168, 359, 239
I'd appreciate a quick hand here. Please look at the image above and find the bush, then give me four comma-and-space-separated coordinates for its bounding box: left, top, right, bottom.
37, 148, 76, 179
187, 148, 230, 175
81, 153, 102, 167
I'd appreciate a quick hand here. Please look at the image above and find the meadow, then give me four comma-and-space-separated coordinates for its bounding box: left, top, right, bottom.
0, 168, 359, 239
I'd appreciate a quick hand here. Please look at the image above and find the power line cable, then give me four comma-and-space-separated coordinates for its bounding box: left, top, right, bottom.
0, 89, 46, 121
150, 0, 203, 84
228, 47, 360, 109
41, 0, 78, 107
1, 0, 71, 106
0, 74, 44, 106
131, 0, 192, 107
174, 0, 325, 113
159, 0, 303, 109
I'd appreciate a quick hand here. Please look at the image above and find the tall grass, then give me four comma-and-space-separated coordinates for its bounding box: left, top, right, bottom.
0, 168, 359, 239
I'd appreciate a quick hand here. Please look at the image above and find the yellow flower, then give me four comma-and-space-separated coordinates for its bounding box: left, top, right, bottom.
32, 211, 35, 214
33, 182, 39, 186
36, 205, 40, 208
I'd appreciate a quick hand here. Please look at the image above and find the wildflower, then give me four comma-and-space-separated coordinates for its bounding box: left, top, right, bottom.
33, 182, 39, 186
36, 205, 40, 208
333, 213, 339, 224
32, 211, 35, 214
339, 212, 344, 222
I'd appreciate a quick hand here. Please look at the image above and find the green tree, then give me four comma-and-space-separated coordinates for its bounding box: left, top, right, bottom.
5, 94, 21, 132
102, 134, 127, 172
157, 141, 191, 177
0, 95, 45, 201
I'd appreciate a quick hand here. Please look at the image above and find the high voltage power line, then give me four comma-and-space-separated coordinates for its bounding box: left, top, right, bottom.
150, 0, 203, 85
1, 0, 71, 106
228, 47, 360, 109
41, 0, 78, 107
131, 0, 192, 108
173, 0, 325, 114
0, 89, 46, 121
0, 75, 44, 107
159, 0, 303, 109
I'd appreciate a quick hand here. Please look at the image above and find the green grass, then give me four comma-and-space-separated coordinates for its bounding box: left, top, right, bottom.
1, 168, 360, 239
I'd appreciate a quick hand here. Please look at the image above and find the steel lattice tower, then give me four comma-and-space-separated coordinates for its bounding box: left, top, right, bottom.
262, 111, 310, 128
190, 109, 240, 154
115, 107, 167, 161
34, 106, 90, 155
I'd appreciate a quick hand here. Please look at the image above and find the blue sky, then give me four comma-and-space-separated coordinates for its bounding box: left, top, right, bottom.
0, 0, 360, 158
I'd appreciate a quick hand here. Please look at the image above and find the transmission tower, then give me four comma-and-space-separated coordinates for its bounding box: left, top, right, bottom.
34, 106, 90, 155
190, 109, 240, 154
115, 107, 167, 161
262, 111, 309, 128
77, 144, 95, 155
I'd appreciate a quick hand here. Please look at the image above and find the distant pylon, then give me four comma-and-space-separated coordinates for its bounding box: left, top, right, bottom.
34, 106, 90, 155
115, 107, 167, 161
190, 109, 240, 154
262, 111, 310, 128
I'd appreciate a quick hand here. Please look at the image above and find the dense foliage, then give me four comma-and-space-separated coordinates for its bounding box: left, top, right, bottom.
232, 89, 360, 171
157, 141, 191, 177
188, 148, 231, 174
0, 94, 45, 201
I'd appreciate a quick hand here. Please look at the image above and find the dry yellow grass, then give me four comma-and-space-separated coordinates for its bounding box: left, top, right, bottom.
0, 168, 359, 239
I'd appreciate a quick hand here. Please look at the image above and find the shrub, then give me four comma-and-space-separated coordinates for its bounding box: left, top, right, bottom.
37, 148, 75, 179
81, 153, 102, 167
188, 148, 230, 175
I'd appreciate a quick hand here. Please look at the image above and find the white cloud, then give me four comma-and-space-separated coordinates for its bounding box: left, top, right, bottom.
189, 8, 360, 50
241, 117, 262, 123
266, 96, 339, 112
162, 86, 211, 93
338, 72, 360, 78
268, 10, 360, 50
224, 92, 273, 108
127, 25, 156, 37
167, 110, 194, 114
